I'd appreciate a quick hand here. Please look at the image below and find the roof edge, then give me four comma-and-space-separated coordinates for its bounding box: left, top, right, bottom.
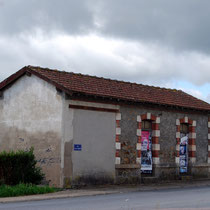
1, 66, 210, 113
0, 66, 28, 90
0, 66, 74, 96
70, 90, 210, 113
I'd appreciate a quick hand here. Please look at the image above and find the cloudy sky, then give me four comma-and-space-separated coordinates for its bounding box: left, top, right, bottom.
1, 0, 210, 102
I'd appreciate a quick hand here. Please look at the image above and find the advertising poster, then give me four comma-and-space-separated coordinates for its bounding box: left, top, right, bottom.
180, 134, 188, 173
141, 131, 152, 173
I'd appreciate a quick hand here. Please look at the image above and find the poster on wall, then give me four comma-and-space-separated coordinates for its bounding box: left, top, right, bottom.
141, 130, 152, 173
180, 134, 188, 173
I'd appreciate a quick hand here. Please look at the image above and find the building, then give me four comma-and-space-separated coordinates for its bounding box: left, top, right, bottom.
0, 66, 210, 187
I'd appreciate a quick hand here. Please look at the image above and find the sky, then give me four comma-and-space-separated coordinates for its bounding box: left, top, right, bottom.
1, 0, 210, 102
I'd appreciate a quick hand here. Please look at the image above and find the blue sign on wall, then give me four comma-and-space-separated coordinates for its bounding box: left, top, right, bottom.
74, 144, 82, 151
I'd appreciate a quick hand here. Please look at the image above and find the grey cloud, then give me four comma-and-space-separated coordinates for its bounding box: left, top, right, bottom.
1, 0, 210, 53
1, 0, 210, 94
0, 0, 94, 35
1, 33, 210, 87
91, 0, 210, 53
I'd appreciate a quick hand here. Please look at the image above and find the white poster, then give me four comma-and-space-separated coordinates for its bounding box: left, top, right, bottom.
141, 131, 152, 173
180, 134, 188, 173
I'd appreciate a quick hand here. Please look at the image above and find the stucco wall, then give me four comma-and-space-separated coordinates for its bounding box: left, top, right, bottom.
61, 99, 117, 186
0, 74, 62, 187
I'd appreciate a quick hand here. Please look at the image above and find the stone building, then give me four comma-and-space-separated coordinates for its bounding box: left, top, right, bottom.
0, 65, 210, 187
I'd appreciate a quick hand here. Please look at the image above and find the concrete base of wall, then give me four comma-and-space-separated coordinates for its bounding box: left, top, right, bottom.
154, 165, 178, 180
115, 165, 141, 184
150, 164, 210, 181
63, 174, 115, 188
63, 164, 210, 188
191, 165, 210, 179
115, 169, 141, 184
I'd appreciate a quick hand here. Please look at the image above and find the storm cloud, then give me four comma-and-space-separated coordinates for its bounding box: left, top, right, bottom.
92, 0, 210, 53
1, 0, 210, 52
0, 0, 94, 35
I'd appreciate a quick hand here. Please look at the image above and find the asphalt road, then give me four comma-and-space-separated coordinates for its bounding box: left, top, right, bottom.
1, 186, 210, 210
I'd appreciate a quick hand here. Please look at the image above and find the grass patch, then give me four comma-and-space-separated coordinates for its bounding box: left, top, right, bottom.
0, 183, 56, 197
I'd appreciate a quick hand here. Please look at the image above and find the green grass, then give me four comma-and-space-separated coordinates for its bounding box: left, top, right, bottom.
0, 183, 56, 197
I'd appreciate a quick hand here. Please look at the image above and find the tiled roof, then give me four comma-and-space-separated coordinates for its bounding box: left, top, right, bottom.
1, 65, 210, 111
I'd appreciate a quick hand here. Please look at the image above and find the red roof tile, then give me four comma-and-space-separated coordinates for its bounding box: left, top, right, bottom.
1, 65, 210, 111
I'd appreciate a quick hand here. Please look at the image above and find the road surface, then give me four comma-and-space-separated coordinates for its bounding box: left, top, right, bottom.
1, 185, 210, 210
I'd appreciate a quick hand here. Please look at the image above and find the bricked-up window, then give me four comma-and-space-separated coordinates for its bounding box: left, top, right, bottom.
180, 123, 189, 134
142, 120, 152, 130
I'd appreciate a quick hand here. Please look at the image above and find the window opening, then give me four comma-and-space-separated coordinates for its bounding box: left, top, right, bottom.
142, 120, 152, 130
180, 123, 189, 134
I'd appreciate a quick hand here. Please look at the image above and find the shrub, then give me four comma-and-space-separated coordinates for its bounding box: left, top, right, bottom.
0, 148, 44, 185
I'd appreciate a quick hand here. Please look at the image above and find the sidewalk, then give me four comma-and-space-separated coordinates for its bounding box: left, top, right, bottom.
1, 179, 210, 203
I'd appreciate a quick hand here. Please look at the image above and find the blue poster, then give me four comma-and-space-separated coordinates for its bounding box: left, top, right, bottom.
180, 135, 188, 173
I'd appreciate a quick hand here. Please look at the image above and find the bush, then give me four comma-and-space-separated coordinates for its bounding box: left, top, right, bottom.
0, 183, 56, 197
0, 148, 44, 185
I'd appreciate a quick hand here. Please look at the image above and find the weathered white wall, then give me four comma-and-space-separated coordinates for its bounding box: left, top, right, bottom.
73, 109, 116, 183
0, 74, 63, 187
61, 100, 118, 186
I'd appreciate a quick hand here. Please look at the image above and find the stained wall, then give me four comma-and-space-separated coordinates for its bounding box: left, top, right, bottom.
0, 74, 63, 186
61, 100, 118, 186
